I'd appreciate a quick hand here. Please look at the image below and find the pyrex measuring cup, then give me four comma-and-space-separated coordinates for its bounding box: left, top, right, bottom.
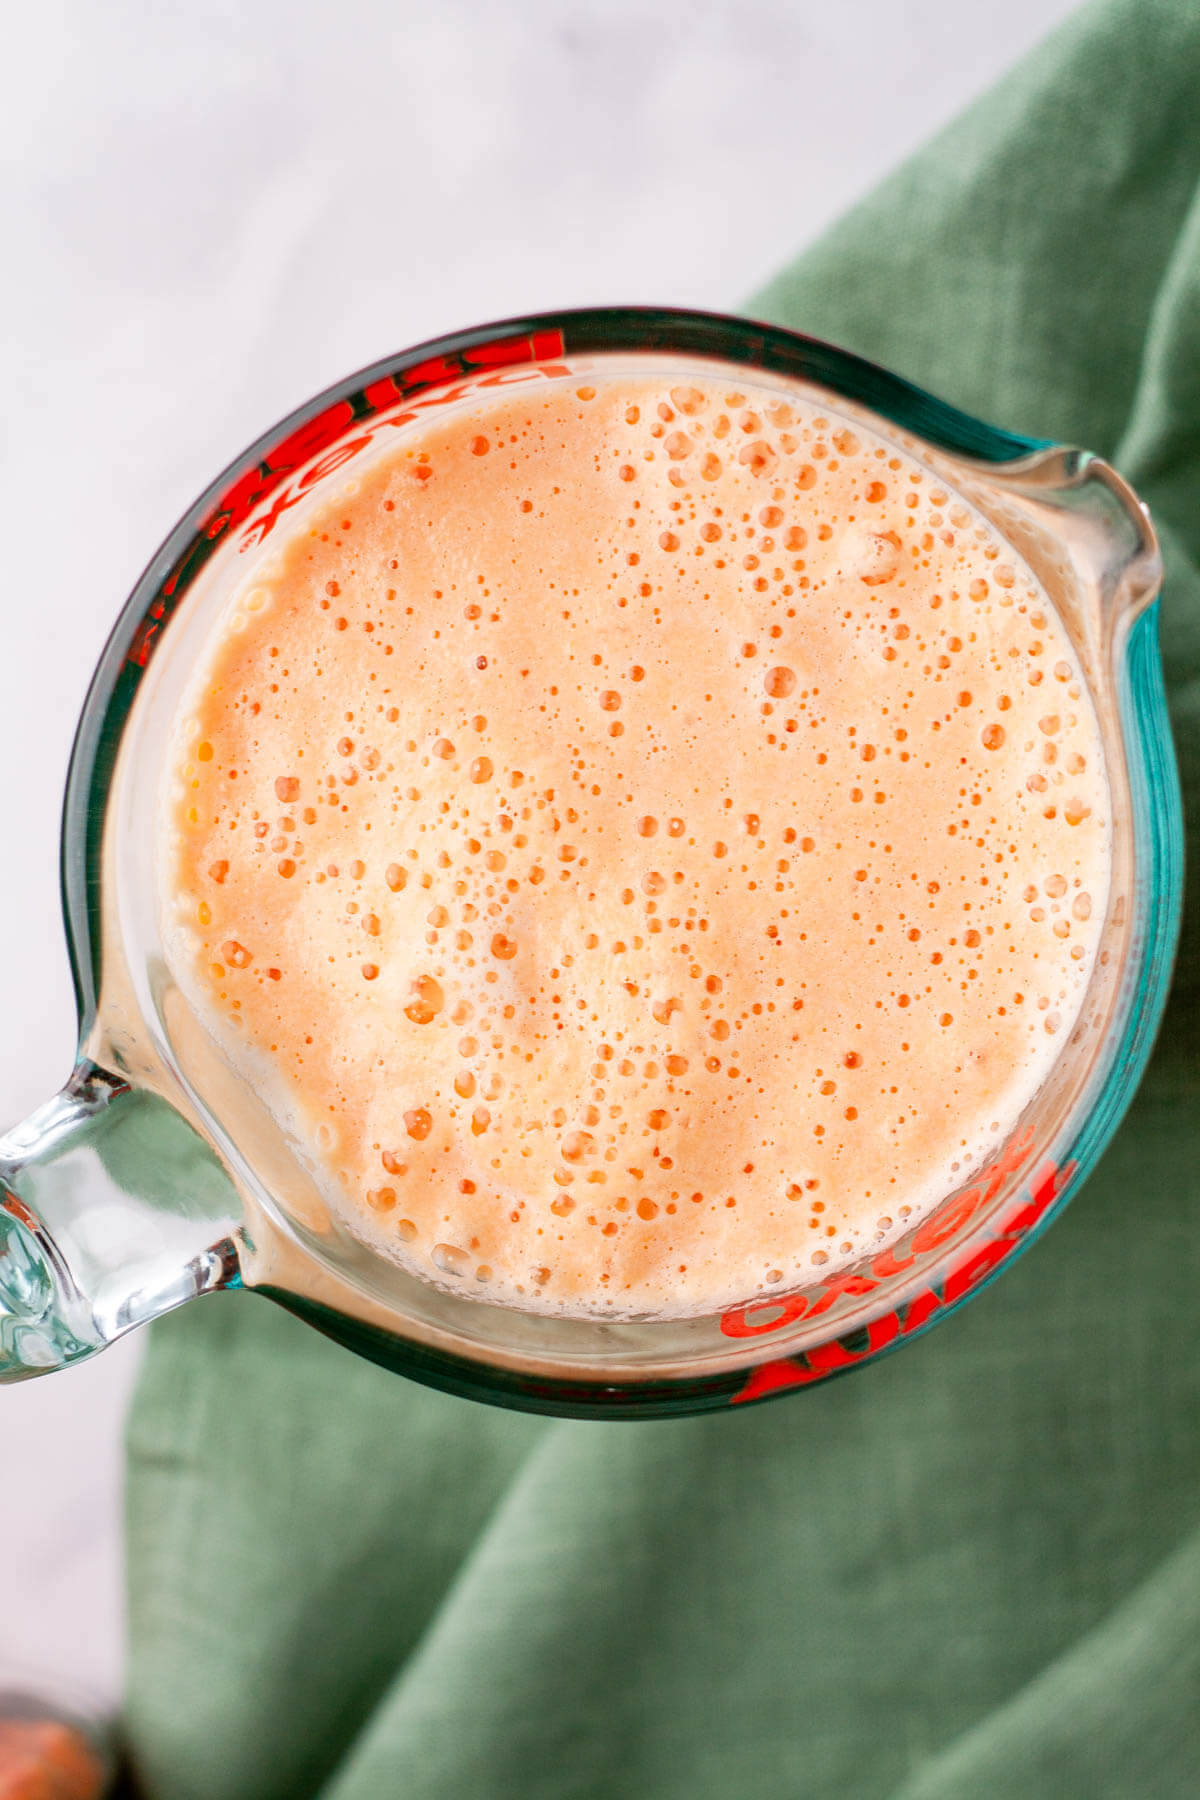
0, 309, 1183, 1416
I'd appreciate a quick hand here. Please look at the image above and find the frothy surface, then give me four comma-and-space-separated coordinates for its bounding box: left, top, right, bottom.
162, 375, 1109, 1316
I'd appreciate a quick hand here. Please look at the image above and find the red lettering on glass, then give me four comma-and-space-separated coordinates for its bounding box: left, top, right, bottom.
475, 365, 570, 390
190, 335, 570, 564
239, 483, 305, 549
465, 336, 530, 368
871, 1243, 916, 1278
911, 1183, 984, 1255
237, 433, 377, 545
400, 353, 462, 391
530, 328, 567, 359
942, 1235, 1013, 1308
363, 375, 401, 413
724, 1152, 1075, 1401
376, 383, 481, 432
208, 468, 262, 537
270, 401, 356, 476
719, 1270, 878, 1340
869, 1128, 1037, 1277
298, 435, 373, 491
719, 1293, 809, 1338
380, 402, 452, 434
730, 1311, 903, 1405
226, 339, 571, 547
161, 534, 210, 601
459, 329, 565, 370
803, 1270, 878, 1322
127, 619, 159, 668
999, 1159, 1075, 1238
808, 1310, 901, 1377
981, 1126, 1036, 1199
205, 399, 357, 546
730, 1358, 817, 1405
901, 1286, 943, 1336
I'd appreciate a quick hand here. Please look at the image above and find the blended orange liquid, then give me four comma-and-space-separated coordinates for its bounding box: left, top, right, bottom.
161, 374, 1109, 1317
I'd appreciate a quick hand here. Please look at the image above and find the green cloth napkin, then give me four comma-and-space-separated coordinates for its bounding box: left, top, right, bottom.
123, 2, 1200, 1793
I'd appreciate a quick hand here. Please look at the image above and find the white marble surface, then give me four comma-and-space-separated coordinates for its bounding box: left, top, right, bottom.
1, 0, 1081, 1711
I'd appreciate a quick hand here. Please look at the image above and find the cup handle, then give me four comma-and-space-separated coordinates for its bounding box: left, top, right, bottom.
0, 1062, 242, 1380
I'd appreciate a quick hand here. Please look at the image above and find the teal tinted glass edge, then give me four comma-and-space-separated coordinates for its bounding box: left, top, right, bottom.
53, 309, 1174, 1418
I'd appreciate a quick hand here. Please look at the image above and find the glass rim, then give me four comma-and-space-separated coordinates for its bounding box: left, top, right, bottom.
59, 306, 1185, 1416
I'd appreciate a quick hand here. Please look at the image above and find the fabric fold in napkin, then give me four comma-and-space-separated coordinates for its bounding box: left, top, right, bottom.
124, 1, 1200, 1793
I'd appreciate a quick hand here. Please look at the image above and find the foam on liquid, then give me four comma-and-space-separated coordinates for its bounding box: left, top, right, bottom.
161, 375, 1109, 1317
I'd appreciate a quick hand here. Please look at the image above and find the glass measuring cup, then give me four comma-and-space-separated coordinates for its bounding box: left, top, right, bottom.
0, 308, 1183, 1416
